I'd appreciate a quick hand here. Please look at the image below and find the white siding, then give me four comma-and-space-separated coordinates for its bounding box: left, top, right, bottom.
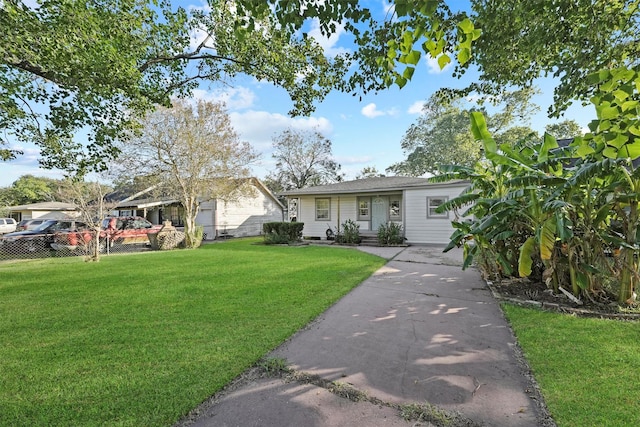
404, 184, 469, 244
196, 201, 216, 240
296, 195, 359, 239
214, 186, 283, 238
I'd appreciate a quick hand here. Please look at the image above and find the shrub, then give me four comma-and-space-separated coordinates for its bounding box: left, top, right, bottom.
377, 222, 405, 245
263, 222, 304, 244
336, 219, 361, 244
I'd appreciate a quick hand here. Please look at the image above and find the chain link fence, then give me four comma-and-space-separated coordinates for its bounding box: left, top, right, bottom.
0, 232, 155, 261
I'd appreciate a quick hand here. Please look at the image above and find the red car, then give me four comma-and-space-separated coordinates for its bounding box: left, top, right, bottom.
52, 216, 162, 252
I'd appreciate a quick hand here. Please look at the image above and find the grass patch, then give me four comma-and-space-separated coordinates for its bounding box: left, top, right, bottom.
502, 304, 640, 427
0, 238, 385, 426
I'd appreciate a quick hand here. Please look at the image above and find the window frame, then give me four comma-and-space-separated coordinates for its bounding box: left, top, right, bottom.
389, 197, 401, 220
315, 198, 331, 221
427, 197, 449, 218
357, 197, 370, 221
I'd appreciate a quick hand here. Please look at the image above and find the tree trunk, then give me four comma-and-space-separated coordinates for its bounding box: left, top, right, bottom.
619, 203, 638, 303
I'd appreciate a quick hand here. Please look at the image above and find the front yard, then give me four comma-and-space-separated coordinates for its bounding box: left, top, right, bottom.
0, 238, 385, 426
503, 304, 640, 427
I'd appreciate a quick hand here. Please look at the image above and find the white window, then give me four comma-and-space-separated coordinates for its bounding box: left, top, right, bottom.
389, 198, 401, 219
357, 198, 370, 220
288, 198, 299, 222
315, 198, 330, 220
427, 197, 449, 218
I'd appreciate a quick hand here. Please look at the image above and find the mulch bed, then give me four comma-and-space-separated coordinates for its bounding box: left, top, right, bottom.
487, 276, 640, 320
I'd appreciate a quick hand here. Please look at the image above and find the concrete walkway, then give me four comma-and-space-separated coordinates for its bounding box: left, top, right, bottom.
180, 245, 551, 427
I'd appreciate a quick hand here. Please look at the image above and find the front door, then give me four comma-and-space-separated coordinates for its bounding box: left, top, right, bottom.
371, 197, 387, 231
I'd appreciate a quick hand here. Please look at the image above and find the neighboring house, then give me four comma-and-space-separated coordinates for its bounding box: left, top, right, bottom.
281, 176, 470, 245
5, 202, 79, 221
112, 178, 285, 240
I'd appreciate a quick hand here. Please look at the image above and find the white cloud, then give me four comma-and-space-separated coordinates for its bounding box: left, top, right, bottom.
425, 54, 454, 74
361, 103, 384, 118
361, 103, 399, 118
229, 110, 333, 151
408, 101, 426, 114
191, 87, 256, 110
307, 18, 349, 57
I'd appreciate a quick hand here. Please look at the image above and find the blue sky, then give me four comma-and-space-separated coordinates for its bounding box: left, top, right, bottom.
1, 0, 596, 187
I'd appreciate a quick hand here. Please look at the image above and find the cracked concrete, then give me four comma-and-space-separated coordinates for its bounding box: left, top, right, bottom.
177, 245, 554, 427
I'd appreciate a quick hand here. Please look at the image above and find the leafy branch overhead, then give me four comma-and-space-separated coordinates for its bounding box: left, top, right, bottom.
3, 0, 638, 176
0, 0, 347, 174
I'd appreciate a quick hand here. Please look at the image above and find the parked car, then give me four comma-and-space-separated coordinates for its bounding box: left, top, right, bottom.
16, 218, 50, 231
52, 216, 161, 252
0, 219, 86, 254
0, 218, 17, 234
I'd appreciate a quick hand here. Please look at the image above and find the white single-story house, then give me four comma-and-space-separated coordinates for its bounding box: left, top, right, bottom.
281, 176, 470, 245
113, 178, 285, 240
5, 201, 79, 221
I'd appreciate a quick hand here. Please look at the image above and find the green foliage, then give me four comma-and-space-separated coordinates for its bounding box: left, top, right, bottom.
439, 66, 640, 304
335, 219, 360, 244
0, 175, 62, 206
1, 0, 347, 176
263, 222, 304, 244
377, 222, 405, 246
388, 90, 539, 176
470, 0, 640, 116
0, 238, 385, 426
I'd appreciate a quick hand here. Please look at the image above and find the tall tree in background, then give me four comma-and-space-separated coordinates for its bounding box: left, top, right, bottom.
265, 128, 344, 191
388, 90, 539, 176
545, 120, 583, 140
115, 100, 259, 248
1, 0, 346, 173
356, 166, 384, 179
0, 175, 61, 206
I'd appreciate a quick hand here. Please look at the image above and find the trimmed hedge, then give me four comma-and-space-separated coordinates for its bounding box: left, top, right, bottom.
263, 222, 304, 244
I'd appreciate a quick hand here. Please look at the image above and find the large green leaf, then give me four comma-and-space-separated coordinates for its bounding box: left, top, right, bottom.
457, 18, 474, 34
539, 218, 556, 261
538, 133, 559, 162
437, 54, 451, 69
470, 112, 496, 153
519, 236, 536, 277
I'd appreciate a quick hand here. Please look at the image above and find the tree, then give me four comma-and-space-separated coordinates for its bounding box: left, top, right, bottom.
1, 0, 347, 174
0, 175, 62, 207
388, 90, 539, 176
237, 1, 638, 116
6, 175, 60, 205
469, 0, 640, 116
545, 120, 583, 140
355, 166, 384, 179
115, 99, 259, 248
265, 128, 344, 191
56, 178, 115, 261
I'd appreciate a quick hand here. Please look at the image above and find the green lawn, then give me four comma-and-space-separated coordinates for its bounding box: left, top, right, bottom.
502, 304, 640, 427
0, 238, 385, 427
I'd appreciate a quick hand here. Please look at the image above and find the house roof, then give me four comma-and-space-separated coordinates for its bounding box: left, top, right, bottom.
114, 178, 285, 210
7, 201, 78, 211
116, 198, 179, 209
280, 176, 468, 196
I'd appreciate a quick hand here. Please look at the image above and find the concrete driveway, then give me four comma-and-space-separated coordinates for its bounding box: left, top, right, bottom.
180, 245, 553, 427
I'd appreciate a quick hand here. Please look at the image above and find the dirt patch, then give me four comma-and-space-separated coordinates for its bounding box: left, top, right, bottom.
488, 277, 640, 320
